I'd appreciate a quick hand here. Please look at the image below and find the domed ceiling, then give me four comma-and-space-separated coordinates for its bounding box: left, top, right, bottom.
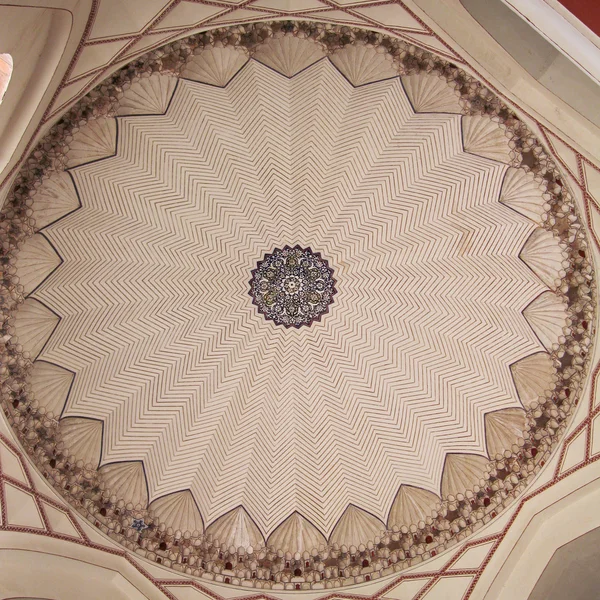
0, 21, 594, 590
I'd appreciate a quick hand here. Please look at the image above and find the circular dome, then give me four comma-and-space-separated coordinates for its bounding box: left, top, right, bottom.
0, 21, 594, 589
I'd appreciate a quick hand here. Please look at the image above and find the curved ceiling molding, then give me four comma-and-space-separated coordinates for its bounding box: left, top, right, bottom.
329, 505, 386, 548
485, 408, 528, 458
205, 507, 264, 551
462, 114, 513, 163
401, 73, 462, 113
15, 234, 61, 295
181, 46, 248, 87
149, 491, 204, 535
329, 44, 398, 86
520, 228, 568, 290
30, 172, 80, 231
99, 462, 148, 508
441, 454, 490, 498
388, 485, 440, 528
511, 351, 557, 407
117, 73, 178, 116
59, 417, 102, 468
66, 118, 117, 169
523, 291, 568, 350
267, 513, 327, 554
499, 167, 549, 224
29, 360, 73, 417
13, 298, 59, 359
253, 35, 326, 77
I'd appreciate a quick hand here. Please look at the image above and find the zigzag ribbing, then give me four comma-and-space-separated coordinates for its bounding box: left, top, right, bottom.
34, 59, 547, 537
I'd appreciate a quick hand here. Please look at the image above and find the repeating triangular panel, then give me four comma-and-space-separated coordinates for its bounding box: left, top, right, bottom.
463, 115, 512, 163
352, 4, 425, 30
441, 454, 489, 497
60, 417, 103, 468
181, 46, 248, 87
520, 228, 566, 290
546, 131, 580, 179
559, 429, 586, 474
99, 462, 148, 508
118, 73, 178, 115
450, 541, 495, 570
13, 298, 59, 359
205, 506, 264, 549
30, 171, 80, 230
254, 36, 326, 77
510, 352, 556, 408
402, 73, 461, 113
329, 44, 398, 86
0, 440, 28, 485
67, 117, 117, 168
4, 483, 44, 529
267, 512, 327, 553
16, 234, 61, 295
388, 485, 440, 528
329, 505, 385, 547
523, 292, 568, 350
385, 578, 431, 600
149, 490, 204, 534
41, 501, 82, 538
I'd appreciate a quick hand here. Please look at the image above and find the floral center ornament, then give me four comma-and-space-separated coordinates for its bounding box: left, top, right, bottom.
250, 246, 336, 328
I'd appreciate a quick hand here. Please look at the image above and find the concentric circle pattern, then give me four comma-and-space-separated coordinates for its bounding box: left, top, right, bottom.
0, 22, 594, 589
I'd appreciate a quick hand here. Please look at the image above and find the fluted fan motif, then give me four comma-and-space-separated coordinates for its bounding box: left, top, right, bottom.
181, 45, 248, 87
330, 505, 386, 548
30, 171, 80, 231
520, 228, 567, 290
510, 352, 556, 407
499, 168, 549, 224
66, 117, 117, 168
484, 408, 528, 458
254, 35, 326, 77
149, 491, 204, 535
117, 73, 178, 116
388, 485, 440, 528
60, 417, 102, 467
523, 291, 568, 350
441, 454, 490, 497
329, 44, 397, 86
99, 462, 148, 507
402, 74, 461, 114
15, 233, 61, 295
206, 506, 264, 549
33, 57, 551, 537
462, 115, 512, 164
13, 298, 59, 359
30, 360, 74, 416
267, 512, 327, 553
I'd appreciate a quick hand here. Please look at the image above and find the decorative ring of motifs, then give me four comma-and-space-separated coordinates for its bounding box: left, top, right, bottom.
0, 21, 595, 590
250, 246, 337, 328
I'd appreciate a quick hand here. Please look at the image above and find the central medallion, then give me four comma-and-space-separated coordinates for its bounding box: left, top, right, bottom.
250, 245, 337, 328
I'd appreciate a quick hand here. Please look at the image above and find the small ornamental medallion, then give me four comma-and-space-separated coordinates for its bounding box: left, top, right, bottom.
250, 246, 336, 328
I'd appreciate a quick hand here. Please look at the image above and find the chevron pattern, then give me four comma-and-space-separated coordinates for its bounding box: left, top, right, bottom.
32, 56, 553, 539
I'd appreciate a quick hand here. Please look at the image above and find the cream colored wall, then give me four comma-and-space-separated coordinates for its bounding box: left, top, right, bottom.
0, 5, 72, 173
